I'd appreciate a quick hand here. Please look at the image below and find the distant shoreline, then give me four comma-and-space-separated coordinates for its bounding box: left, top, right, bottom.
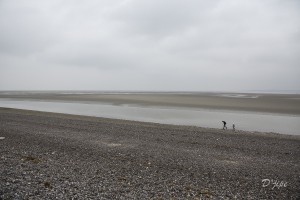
1, 91, 300, 115
1, 90, 300, 95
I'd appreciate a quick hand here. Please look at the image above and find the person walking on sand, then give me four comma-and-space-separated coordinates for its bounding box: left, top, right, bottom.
222, 121, 227, 130
233, 123, 235, 132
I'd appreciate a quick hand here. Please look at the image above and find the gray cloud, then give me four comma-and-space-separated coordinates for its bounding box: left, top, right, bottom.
0, 0, 299, 91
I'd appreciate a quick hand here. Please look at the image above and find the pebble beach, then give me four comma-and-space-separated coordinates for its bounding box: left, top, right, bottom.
1, 107, 299, 199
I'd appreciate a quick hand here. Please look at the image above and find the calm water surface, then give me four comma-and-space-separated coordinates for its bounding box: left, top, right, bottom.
0, 99, 299, 135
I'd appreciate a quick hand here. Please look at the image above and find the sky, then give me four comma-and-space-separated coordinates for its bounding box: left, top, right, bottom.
0, 0, 299, 91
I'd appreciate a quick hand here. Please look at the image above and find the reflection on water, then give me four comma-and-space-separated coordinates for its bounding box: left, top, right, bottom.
0, 99, 299, 135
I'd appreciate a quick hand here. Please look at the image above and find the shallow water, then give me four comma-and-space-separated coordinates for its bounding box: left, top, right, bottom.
0, 99, 299, 135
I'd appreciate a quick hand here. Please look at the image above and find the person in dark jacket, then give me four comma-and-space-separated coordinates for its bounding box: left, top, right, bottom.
222, 121, 227, 130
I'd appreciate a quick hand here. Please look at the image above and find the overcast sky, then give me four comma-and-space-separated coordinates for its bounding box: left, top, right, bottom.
0, 0, 299, 91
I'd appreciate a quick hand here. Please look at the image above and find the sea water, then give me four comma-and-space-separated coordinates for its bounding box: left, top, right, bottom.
0, 99, 299, 135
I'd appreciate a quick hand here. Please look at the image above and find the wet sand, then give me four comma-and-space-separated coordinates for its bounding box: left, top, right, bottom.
0, 108, 299, 199
1, 92, 300, 115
